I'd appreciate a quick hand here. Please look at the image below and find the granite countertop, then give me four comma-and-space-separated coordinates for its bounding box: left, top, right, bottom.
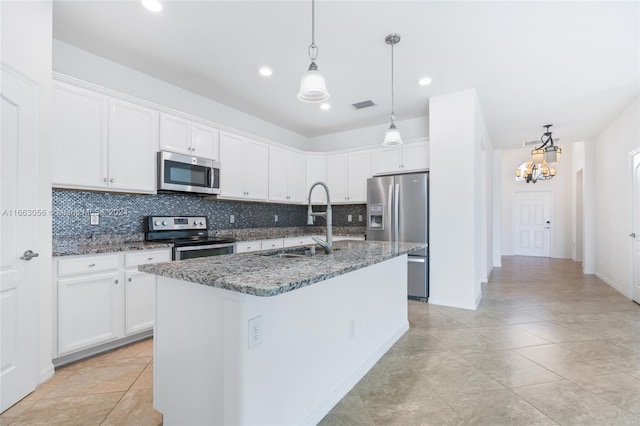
52, 227, 366, 257
53, 241, 173, 257
139, 240, 427, 297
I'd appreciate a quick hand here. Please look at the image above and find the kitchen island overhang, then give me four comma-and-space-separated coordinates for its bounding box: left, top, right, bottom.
140, 240, 426, 425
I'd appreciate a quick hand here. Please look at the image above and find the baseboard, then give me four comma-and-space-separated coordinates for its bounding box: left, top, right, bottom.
595, 272, 631, 299
428, 298, 479, 311
39, 363, 55, 384
53, 330, 153, 367
475, 289, 483, 308
301, 321, 410, 425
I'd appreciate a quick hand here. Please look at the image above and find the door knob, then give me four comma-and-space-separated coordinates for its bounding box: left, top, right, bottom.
630, 233, 637, 238
20, 250, 39, 261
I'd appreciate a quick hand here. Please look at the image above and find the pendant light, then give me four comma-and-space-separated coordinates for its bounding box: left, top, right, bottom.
297, 0, 329, 103
383, 33, 402, 146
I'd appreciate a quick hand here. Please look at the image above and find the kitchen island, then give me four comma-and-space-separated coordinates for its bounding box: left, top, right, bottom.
139, 240, 426, 425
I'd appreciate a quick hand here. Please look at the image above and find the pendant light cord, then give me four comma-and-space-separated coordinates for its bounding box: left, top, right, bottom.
308, 0, 318, 61
390, 41, 395, 123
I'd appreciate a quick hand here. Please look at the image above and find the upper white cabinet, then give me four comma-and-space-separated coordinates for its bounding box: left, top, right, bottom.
52, 83, 108, 189
327, 151, 371, 203
108, 99, 158, 193
219, 131, 268, 201
269, 146, 305, 203
373, 142, 429, 175
159, 113, 219, 160
52, 82, 158, 194
305, 154, 327, 204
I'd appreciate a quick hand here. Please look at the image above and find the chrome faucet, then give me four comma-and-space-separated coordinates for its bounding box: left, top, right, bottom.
307, 181, 333, 254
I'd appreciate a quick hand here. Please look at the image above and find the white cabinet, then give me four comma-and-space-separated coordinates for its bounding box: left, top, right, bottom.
52, 82, 158, 194
52, 83, 108, 189
124, 250, 171, 335
283, 236, 317, 248
236, 241, 262, 253
56, 254, 122, 356
159, 113, 219, 160
219, 132, 269, 201
327, 151, 371, 203
54, 248, 171, 359
108, 98, 159, 193
305, 154, 327, 204
261, 238, 284, 250
269, 146, 305, 203
373, 142, 429, 175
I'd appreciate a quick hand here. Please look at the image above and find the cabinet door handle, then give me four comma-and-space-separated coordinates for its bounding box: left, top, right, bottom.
148, 257, 154, 261
128, 277, 132, 282
114, 279, 119, 284
103, 178, 108, 182
88, 263, 96, 267
110, 178, 114, 183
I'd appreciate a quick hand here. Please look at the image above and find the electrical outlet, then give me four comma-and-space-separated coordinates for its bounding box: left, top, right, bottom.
248, 316, 263, 348
358, 215, 363, 222
230, 214, 235, 224
347, 214, 352, 222
90, 212, 99, 226
274, 215, 278, 222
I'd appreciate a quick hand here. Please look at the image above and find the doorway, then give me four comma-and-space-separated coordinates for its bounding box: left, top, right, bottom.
576, 170, 584, 264
631, 149, 640, 303
1, 67, 40, 412
513, 191, 551, 257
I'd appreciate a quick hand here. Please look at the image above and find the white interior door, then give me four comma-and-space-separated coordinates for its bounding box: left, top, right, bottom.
1, 67, 40, 412
513, 191, 551, 257
631, 150, 640, 303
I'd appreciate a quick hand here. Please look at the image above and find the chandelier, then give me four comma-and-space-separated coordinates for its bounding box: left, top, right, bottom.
516, 124, 561, 183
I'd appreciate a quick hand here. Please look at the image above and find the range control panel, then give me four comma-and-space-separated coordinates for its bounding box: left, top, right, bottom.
147, 216, 208, 231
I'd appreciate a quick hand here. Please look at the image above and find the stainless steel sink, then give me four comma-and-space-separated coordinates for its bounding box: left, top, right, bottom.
260, 246, 340, 258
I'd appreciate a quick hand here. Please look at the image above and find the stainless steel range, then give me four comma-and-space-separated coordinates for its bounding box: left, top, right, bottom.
145, 216, 236, 260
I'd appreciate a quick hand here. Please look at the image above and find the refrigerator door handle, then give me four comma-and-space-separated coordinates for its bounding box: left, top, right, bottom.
394, 183, 400, 241
387, 184, 393, 241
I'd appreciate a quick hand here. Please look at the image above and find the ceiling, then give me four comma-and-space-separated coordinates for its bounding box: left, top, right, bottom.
52, 1, 639, 149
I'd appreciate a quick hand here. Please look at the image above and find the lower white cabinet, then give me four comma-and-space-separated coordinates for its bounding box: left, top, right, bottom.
54, 248, 171, 358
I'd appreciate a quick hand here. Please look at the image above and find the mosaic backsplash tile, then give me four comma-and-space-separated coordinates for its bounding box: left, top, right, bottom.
52, 190, 367, 236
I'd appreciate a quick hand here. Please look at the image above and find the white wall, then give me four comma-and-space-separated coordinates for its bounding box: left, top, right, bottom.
594, 97, 640, 297
492, 150, 503, 268
53, 40, 308, 151
571, 141, 586, 262
306, 116, 429, 152
500, 146, 573, 259
429, 89, 490, 310
1, 0, 54, 383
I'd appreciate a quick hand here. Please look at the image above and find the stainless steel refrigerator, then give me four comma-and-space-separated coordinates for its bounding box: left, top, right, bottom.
367, 172, 429, 299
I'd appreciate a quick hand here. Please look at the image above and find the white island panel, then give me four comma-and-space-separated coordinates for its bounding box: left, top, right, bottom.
154, 255, 409, 425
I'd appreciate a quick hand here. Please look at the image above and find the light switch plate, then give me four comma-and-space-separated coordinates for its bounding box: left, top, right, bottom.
230, 214, 235, 223
90, 212, 99, 225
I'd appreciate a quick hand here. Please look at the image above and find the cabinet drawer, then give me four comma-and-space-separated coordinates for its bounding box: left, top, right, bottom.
283, 236, 317, 248
125, 249, 172, 268
58, 255, 119, 278
261, 238, 284, 250
236, 241, 262, 253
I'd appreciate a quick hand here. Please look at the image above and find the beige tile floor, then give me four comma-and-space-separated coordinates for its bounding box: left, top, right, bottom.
2, 256, 639, 425
0, 338, 161, 426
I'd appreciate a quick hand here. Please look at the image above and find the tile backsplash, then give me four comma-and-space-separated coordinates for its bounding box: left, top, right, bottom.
52, 190, 367, 236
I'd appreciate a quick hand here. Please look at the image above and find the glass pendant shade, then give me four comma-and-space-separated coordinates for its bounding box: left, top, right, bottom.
545, 145, 562, 163
383, 123, 402, 146
297, 62, 329, 103
531, 148, 545, 165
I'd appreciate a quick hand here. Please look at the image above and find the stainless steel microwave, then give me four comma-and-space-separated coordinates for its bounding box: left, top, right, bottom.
157, 151, 221, 195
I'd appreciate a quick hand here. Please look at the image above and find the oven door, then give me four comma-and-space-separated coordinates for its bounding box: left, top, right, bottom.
158, 151, 220, 195
174, 243, 236, 260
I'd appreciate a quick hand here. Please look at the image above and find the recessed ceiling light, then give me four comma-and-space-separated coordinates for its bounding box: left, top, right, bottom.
259, 67, 273, 77
320, 103, 331, 110
418, 77, 432, 86
142, 0, 162, 12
